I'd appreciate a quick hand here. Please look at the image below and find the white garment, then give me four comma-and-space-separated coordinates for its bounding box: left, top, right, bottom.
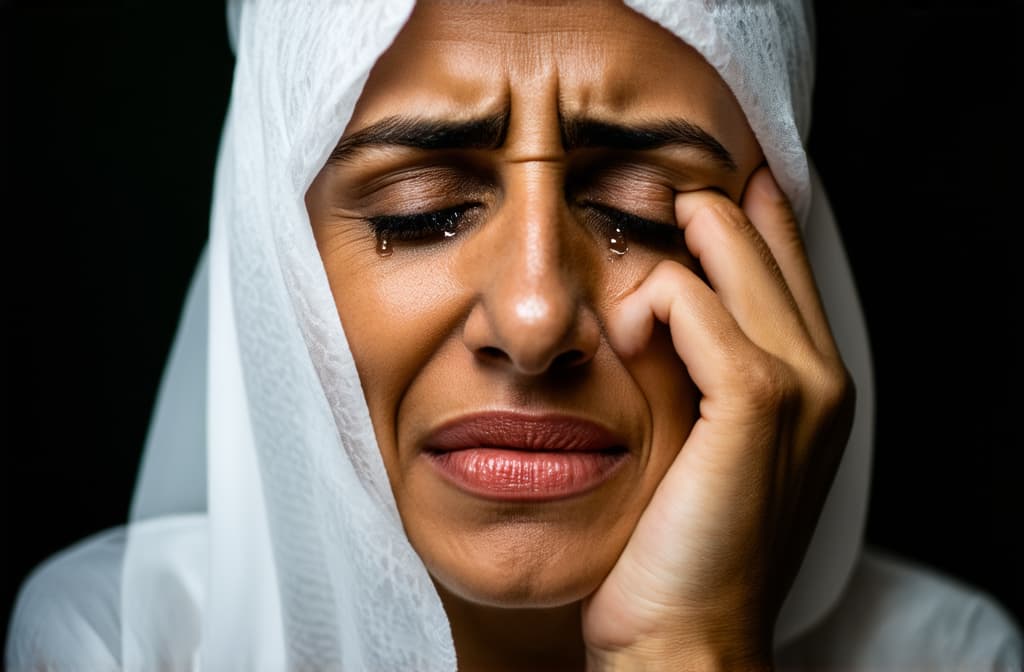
8, 517, 1022, 670
9, 1, 1020, 669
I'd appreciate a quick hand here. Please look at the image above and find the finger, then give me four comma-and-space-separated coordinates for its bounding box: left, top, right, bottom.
608, 264, 789, 575
742, 168, 838, 358
674, 189, 811, 360
609, 259, 778, 404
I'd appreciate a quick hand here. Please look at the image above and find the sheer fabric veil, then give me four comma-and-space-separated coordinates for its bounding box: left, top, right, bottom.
122, 1, 874, 668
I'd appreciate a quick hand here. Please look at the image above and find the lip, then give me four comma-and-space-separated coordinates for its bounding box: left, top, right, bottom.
422, 412, 629, 502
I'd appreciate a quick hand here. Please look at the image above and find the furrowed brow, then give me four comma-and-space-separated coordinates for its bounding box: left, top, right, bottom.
560, 116, 737, 172
328, 112, 509, 163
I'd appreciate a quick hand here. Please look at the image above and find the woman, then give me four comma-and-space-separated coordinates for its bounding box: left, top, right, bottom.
7, 1, 1021, 669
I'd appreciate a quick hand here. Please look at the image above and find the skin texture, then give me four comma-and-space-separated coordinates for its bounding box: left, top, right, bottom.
306, 1, 854, 669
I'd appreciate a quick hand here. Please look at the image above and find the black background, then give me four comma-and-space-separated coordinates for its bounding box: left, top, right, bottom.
3, 0, 1021, 651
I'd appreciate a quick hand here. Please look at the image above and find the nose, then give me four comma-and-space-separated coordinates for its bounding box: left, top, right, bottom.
462, 173, 600, 377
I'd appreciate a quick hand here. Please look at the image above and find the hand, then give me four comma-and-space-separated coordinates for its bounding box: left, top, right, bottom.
581, 168, 855, 670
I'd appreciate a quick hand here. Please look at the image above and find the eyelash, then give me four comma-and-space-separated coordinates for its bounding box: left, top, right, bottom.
364, 201, 683, 249
366, 204, 480, 241
579, 201, 684, 249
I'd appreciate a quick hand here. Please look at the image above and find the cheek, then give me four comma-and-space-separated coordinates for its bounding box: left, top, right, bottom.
598, 252, 701, 479
627, 323, 699, 470
318, 235, 469, 460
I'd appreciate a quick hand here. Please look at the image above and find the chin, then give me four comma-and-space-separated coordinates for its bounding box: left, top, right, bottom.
429, 541, 615, 610
412, 511, 632, 610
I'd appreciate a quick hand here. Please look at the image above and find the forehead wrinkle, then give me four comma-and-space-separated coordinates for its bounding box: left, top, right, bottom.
424, 5, 622, 79
400, 8, 676, 143
360, 2, 754, 172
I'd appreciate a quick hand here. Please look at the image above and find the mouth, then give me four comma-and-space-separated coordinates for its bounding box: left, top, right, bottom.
422, 412, 629, 502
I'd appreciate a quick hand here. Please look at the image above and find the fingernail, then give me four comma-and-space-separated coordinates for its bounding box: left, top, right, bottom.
753, 167, 783, 199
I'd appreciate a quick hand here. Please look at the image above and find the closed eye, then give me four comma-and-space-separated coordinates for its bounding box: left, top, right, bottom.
363, 200, 684, 250
366, 203, 482, 242
580, 201, 685, 250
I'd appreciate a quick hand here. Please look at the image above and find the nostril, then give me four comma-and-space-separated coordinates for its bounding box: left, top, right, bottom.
474, 346, 587, 372
552, 349, 587, 369
477, 346, 508, 363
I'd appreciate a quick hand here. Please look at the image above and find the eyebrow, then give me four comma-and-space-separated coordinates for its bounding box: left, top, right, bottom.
328, 110, 736, 172
560, 116, 737, 171
328, 112, 509, 163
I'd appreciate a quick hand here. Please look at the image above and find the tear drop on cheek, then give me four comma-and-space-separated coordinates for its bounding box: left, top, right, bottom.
375, 231, 393, 257
608, 227, 628, 259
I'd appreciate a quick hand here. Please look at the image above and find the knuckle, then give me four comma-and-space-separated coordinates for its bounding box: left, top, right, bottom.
777, 211, 804, 242
775, 219, 808, 259
707, 200, 751, 236
738, 356, 796, 412
806, 357, 856, 419
705, 200, 779, 261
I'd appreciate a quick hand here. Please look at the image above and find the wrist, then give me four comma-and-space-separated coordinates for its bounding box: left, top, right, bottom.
589, 631, 770, 672
586, 639, 772, 672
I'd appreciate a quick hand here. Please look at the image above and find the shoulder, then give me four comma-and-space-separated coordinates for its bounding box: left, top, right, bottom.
778, 548, 1023, 670
5, 515, 208, 672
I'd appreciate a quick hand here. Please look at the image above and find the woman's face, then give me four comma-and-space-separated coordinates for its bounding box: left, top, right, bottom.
307, 0, 763, 609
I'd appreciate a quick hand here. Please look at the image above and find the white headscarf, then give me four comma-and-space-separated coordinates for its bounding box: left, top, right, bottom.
126, 1, 874, 667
